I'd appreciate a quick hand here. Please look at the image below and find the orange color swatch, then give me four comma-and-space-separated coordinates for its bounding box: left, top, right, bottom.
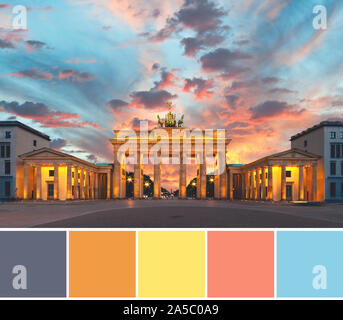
69, 231, 135, 298
208, 231, 274, 298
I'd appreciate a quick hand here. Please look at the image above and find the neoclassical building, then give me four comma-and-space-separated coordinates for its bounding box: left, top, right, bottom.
20, 148, 112, 200
3, 117, 334, 202
227, 149, 320, 202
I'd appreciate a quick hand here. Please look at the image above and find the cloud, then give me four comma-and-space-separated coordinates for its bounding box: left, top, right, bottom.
130, 89, 177, 109
249, 100, 305, 120
0, 100, 103, 129
3, 67, 53, 81
152, 63, 160, 71
148, 0, 229, 56
106, 99, 129, 116
58, 69, 96, 82
153, 69, 179, 90
25, 40, 47, 52
183, 77, 213, 100
87, 154, 97, 162
200, 48, 252, 73
106, 99, 129, 110
225, 95, 243, 110
65, 58, 97, 64
0, 39, 15, 49
51, 138, 67, 150
268, 87, 297, 95
261, 77, 281, 85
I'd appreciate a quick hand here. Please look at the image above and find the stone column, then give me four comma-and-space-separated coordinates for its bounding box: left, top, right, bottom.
261, 167, 266, 200
36, 165, 42, 200
90, 171, 94, 199
134, 152, 143, 199
214, 175, 220, 199
255, 168, 260, 200
220, 169, 227, 199
267, 165, 273, 200
54, 164, 59, 200
299, 165, 304, 201
80, 168, 84, 199
154, 163, 161, 199
67, 165, 72, 200
196, 164, 201, 199
179, 155, 187, 199
113, 145, 124, 199
245, 172, 249, 200
241, 172, 246, 200
74, 167, 79, 199
312, 163, 317, 201
85, 170, 89, 199
200, 163, 207, 199
250, 170, 254, 200
23, 163, 29, 200
107, 171, 111, 199
120, 165, 126, 199
229, 169, 233, 200
94, 172, 98, 199
281, 165, 286, 201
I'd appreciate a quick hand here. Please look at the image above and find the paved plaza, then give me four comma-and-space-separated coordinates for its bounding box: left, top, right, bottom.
0, 200, 342, 228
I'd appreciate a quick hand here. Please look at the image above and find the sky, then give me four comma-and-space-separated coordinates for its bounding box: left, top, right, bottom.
0, 0, 343, 189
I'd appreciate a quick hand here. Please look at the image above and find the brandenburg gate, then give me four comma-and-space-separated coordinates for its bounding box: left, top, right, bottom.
111, 104, 230, 200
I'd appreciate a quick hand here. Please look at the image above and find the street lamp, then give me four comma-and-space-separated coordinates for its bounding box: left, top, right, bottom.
192, 182, 196, 187
209, 177, 214, 183
144, 182, 150, 187
127, 177, 133, 182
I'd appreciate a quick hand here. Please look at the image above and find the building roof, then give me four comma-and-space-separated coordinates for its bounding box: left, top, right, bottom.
241, 148, 321, 169
227, 164, 245, 167
0, 121, 50, 141
290, 121, 343, 141
19, 147, 112, 170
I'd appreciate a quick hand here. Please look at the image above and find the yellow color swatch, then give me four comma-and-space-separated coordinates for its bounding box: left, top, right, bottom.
138, 231, 205, 297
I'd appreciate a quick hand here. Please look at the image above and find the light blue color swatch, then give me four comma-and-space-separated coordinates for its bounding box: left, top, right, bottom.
277, 231, 343, 297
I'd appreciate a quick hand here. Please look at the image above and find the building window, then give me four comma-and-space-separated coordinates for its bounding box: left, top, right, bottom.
341, 161, 343, 176
330, 182, 336, 198
5, 160, 10, 175
341, 183, 343, 197
0, 143, 10, 158
6, 144, 10, 158
304, 140, 308, 147
337, 145, 342, 159
331, 144, 336, 158
4, 181, 10, 197
330, 161, 336, 176
286, 171, 292, 178
330, 132, 337, 139
5, 131, 11, 139
49, 170, 54, 177
33, 140, 37, 147
341, 132, 343, 139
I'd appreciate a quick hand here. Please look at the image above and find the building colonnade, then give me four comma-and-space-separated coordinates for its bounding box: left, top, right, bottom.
23, 161, 112, 201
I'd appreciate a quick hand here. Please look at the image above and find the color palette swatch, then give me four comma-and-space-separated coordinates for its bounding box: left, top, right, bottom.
138, 231, 205, 298
69, 231, 135, 298
208, 231, 274, 298
1, 230, 343, 298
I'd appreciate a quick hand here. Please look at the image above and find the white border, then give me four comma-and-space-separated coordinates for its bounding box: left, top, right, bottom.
1, 227, 343, 300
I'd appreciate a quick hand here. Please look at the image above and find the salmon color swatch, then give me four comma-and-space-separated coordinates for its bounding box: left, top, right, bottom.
138, 231, 205, 298
208, 231, 274, 298
69, 231, 135, 298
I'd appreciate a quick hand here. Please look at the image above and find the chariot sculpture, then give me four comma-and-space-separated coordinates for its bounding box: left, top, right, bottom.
157, 102, 184, 128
